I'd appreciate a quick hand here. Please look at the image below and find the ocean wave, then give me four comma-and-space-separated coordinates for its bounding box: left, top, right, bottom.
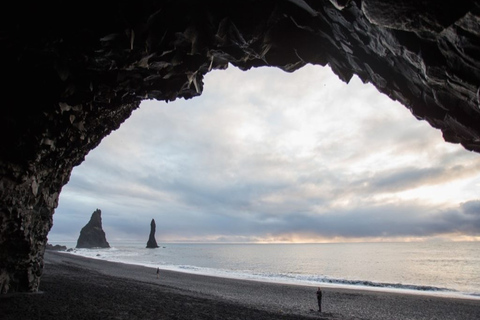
178, 265, 202, 271
158, 264, 457, 294
250, 271, 455, 293
317, 277, 453, 292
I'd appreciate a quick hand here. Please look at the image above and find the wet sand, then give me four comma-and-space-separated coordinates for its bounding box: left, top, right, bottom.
1, 251, 479, 320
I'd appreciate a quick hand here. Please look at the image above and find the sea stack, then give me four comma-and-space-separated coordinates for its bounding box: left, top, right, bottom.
146, 219, 159, 248
76, 209, 110, 248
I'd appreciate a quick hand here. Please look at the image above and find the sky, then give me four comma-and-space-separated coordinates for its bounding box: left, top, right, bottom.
49, 64, 480, 244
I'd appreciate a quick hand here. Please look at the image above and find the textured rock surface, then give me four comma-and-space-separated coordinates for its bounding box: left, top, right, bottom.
76, 209, 110, 249
1, 0, 480, 292
146, 219, 160, 248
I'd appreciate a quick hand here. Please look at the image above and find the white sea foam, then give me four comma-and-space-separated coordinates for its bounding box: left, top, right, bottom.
60, 241, 480, 300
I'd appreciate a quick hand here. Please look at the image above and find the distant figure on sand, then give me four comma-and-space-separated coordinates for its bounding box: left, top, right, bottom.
156, 267, 160, 279
316, 287, 322, 312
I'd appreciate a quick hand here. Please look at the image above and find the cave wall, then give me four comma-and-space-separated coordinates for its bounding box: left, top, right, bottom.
1, 0, 479, 293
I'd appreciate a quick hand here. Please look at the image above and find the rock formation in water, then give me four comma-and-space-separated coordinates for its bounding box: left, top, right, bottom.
146, 219, 160, 248
45, 244, 68, 251
76, 209, 110, 249
1, 0, 480, 293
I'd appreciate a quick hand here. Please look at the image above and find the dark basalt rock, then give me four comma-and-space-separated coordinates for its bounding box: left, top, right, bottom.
146, 219, 160, 249
1, 0, 480, 293
76, 209, 110, 249
46, 244, 68, 251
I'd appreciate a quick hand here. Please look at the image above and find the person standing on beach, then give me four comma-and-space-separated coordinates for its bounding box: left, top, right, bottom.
316, 287, 322, 312
156, 267, 160, 279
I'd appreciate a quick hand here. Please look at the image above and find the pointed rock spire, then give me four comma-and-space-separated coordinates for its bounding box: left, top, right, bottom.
146, 219, 159, 248
76, 209, 110, 248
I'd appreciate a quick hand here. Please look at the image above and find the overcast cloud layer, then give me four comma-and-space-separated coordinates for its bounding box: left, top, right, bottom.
50, 65, 480, 243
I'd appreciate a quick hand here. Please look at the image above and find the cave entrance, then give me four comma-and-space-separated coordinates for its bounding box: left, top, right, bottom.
50, 64, 480, 245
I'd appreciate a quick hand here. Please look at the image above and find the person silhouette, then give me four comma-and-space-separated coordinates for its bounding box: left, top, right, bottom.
156, 267, 160, 279
316, 287, 322, 312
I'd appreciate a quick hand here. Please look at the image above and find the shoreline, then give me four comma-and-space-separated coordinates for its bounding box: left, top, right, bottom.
65, 249, 479, 302
1, 251, 479, 320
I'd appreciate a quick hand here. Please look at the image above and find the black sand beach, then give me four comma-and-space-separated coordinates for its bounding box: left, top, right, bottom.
1, 251, 479, 320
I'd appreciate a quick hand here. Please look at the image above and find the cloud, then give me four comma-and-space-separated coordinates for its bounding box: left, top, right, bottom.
359, 161, 480, 193
49, 64, 480, 243
462, 200, 480, 216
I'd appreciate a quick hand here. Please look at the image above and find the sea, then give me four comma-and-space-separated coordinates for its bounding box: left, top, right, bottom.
53, 241, 480, 300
